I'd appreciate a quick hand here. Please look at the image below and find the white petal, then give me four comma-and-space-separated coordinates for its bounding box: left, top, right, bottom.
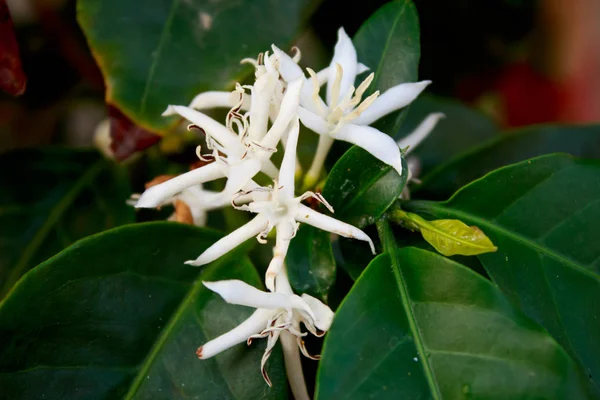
185, 214, 268, 266
265, 221, 295, 291
352, 81, 431, 126
248, 72, 278, 142
135, 163, 224, 208
261, 78, 303, 148
271, 45, 304, 82
278, 117, 300, 199
184, 91, 250, 111
163, 105, 241, 150
334, 123, 403, 177
280, 331, 310, 400
198, 309, 270, 359
224, 158, 262, 195
260, 158, 280, 180
301, 294, 334, 332
397, 112, 445, 154
327, 27, 357, 105
297, 106, 330, 136
295, 204, 375, 254
203, 279, 310, 313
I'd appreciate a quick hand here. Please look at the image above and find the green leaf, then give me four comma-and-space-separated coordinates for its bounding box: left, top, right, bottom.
322, 147, 408, 228
389, 208, 497, 256
0, 148, 134, 299
417, 124, 600, 199
0, 222, 287, 399
287, 225, 336, 300
406, 154, 600, 389
397, 95, 499, 175
77, 0, 318, 133
332, 236, 377, 281
353, 0, 420, 136
316, 228, 593, 399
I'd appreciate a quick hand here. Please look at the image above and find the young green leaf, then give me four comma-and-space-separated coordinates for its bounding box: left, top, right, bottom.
0, 223, 286, 399
316, 224, 594, 399
406, 154, 600, 390
0, 148, 133, 299
389, 208, 497, 256
77, 0, 318, 133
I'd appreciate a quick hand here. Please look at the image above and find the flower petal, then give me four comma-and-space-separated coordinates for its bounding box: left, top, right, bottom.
278, 117, 300, 199
327, 27, 357, 106
260, 158, 280, 180
301, 293, 334, 332
315, 62, 369, 85
397, 112, 445, 154
333, 123, 403, 177
197, 309, 270, 359
261, 78, 303, 148
203, 279, 310, 313
163, 105, 241, 150
224, 158, 263, 195
248, 72, 278, 142
183, 91, 250, 111
185, 214, 268, 266
352, 80, 431, 126
135, 162, 224, 208
297, 106, 330, 136
280, 331, 311, 400
265, 221, 296, 291
295, 204, 375, 254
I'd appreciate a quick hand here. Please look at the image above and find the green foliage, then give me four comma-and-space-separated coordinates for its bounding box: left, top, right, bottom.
353, 0, 420, 136
0, 223, 287, 399
77, 0, 318, 132
316, 225, 592, 399
0, 148, 134, 299
406, 154, 600, 390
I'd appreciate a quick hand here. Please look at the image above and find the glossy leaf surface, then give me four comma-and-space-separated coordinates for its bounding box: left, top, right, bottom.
417, 124, 600, 199
406, 154, 600, 389
353, 0, 420, 136
78, 0, 317, 132
322, 147, 408, 228
0, 223, 286, 399
287, 225, 336, 300
317, 242, 592, 399
0, 148, 134, 298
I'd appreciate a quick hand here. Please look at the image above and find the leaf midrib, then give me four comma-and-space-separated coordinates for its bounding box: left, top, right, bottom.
1, 159, 106, 298
377, 220, 442, 399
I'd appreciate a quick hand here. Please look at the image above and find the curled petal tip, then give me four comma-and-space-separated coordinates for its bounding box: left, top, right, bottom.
196, 346, 204, 359
162, 105, 177, 116
184, 259, 200, 266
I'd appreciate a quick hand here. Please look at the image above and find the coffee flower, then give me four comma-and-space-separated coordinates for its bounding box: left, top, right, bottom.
273, 28, 431, 189
134, 78, 303, 209
185, 116, 375, 291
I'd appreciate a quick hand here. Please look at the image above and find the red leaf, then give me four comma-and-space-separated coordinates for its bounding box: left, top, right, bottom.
0, 0, 26, 96
108, 105, 161, 161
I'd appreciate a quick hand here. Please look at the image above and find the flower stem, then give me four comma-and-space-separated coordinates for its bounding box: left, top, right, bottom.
302, 135, 334, 191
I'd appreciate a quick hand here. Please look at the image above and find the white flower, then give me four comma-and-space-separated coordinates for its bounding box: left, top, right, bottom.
134, 77, 304, 209
273, 28, 431, 188
185, 116, 375, 291
197, 272, 333, 400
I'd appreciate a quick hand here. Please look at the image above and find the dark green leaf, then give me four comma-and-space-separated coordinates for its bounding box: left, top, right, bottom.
0, 148, 134, 298
322, 147, 408, 228
77, 0, 318, 132
417, 124, 600, 199
332, 236, 376, 281
406, 154, 600, 390
353, 0, 420, 136
0, 222, 287, 399
397, 95, 499, 175
316, 233, 593, 399
287, 225, 336, 300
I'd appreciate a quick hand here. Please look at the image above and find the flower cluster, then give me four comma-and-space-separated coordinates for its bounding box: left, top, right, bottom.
134, 28, 440, 399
